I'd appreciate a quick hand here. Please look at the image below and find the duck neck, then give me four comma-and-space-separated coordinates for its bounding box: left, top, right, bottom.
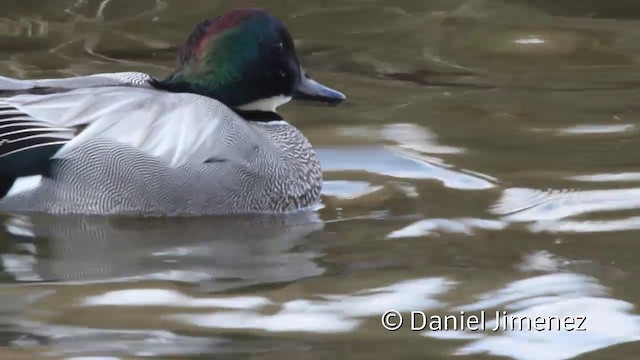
154, 72, 228, 102
154, 73, 286, 123
232, 109, 284, 123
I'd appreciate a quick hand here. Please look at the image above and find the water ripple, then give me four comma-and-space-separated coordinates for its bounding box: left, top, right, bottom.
492, 187, 640, 222
386, 218, 507, 239
12, 321, 225, 358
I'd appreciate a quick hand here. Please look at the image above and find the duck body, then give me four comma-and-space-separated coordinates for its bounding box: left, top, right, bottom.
0, 9, 345, 216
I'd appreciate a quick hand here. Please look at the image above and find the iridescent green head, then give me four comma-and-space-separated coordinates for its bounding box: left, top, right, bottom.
157, 8, 345, 113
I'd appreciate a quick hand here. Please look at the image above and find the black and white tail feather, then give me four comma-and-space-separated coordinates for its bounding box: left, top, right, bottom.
0, 104, 74, 196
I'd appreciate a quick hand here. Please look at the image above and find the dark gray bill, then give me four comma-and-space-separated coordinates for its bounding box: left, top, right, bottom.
294, 71, 346, 105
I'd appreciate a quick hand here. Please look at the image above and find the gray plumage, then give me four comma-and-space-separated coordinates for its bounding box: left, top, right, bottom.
0, 72, 322, 215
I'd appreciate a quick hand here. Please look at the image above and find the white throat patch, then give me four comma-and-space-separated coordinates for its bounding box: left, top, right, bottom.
237, 95, 292, 112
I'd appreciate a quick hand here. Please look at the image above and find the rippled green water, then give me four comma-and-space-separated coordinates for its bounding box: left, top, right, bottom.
2, 0, 640, 359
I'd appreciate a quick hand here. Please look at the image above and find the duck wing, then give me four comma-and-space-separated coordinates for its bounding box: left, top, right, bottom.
0, 84, 231, 181
0, 106, 74, 177
0, 72, 155, 92
0, 71, 159, 179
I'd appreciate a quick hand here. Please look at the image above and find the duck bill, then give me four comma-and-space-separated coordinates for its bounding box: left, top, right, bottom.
294, 72, 346, 105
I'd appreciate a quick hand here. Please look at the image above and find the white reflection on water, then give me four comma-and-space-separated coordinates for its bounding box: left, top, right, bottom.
514, 37, 545, 45
516, 250, 564, 272
0, 254, 41, 282
4, 215, 35, 237
322, 180, 384, 199
457, 274, 607, 312
557, 124, 635, 135
171, 277, 455, 333
529, 216, 640, 233
569, 172, 640, 182
84, 289, 270, 309
173, 308, 360, 333
318, 147, 495, 190
387, 218, 507, 238
455, 297, 640, 360
424, 272, 640, 360
492, 187, 640, 222
339, 123, 463, 155
380, 123, 464, 155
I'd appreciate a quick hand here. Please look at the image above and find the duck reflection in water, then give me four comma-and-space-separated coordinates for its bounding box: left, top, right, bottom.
0, 211, 325, 291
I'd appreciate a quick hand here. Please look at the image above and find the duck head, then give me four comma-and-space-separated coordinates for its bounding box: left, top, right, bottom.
158, 8, 346, 112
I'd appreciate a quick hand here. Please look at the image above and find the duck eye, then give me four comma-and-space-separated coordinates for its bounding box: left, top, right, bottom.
274, 42, 284, 54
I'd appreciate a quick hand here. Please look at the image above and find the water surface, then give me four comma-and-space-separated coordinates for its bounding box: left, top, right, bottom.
2, 0, 640, 359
